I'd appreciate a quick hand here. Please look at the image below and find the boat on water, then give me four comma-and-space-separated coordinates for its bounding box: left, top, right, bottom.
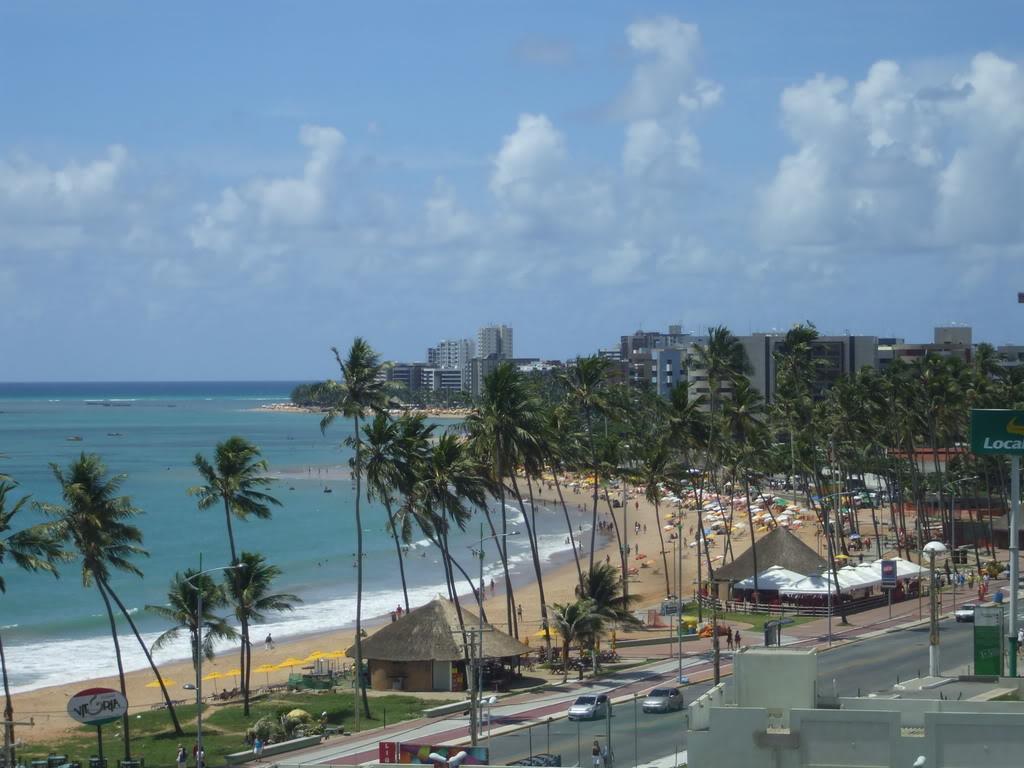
323, 487, 333, 494
65, 435, 83, 441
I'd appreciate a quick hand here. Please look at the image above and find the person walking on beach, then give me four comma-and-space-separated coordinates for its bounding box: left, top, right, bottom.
490, 578, 495, 596
265, 633, 274, 651
176, 745, 187, 768
517, 604, 524, 624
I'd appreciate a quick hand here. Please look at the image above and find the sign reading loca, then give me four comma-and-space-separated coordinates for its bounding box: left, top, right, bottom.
67, 687, 129, 726
970, 409, 1024, 455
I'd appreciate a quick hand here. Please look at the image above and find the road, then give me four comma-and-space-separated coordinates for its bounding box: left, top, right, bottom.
484, 618, 975, 767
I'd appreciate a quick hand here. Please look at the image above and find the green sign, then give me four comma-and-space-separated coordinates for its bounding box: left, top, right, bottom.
974, 605, 1003, 675
970, 409, 1024, 455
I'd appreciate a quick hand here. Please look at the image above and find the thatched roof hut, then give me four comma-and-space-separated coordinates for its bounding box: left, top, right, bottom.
351, 599, 531, 692
712, 527, 826, 587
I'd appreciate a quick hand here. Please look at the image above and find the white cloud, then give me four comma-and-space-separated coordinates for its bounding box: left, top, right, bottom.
619, 17, 720, 179
424, 178, 476, 243
757, 53, 1024, 254
190, 124, 344, 253
0, 145, 127, 214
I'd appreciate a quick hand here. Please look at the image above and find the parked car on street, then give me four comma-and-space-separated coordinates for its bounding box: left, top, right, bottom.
955, 603, 976, 622
567, 693, 611, 720
642, 687, 684, 713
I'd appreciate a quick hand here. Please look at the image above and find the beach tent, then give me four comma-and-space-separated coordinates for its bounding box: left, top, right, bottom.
733, 565, 807, 592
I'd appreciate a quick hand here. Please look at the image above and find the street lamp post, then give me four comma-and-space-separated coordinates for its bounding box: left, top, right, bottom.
923, 540, 947, 677
470, 526, 518, 746
184, 563, 245, 767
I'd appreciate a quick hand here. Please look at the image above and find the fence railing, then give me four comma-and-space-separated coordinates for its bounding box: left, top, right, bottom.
695, 593, 894, 617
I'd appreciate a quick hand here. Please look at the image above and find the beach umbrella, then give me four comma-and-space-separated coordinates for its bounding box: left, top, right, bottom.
202, 671, 224, 682
533, 627, 560, 639
254, 663, 277, 686
146, 678, 174, 688
276, 657, 307, 669
304, 650, 329, 661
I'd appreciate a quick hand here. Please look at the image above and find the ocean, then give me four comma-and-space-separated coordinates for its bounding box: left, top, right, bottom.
0, 382, 586, 693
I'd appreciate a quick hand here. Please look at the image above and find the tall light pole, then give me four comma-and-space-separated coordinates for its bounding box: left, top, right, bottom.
184, 563, 245, 766
469, 526, 518, 746
923, 540, 947, 677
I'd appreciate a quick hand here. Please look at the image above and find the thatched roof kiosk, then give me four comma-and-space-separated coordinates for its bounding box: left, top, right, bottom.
349, 598, 531, 691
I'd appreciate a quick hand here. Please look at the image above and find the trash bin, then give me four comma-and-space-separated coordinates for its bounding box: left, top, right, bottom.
88, 758, 108, 768
118, 760, 144, 768
48, 756, 69, 768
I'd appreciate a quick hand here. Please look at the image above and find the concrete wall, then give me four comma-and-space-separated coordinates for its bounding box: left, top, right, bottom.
687, 683, 727, 730
687, 704, 1024, 768
734, 648, 816, 726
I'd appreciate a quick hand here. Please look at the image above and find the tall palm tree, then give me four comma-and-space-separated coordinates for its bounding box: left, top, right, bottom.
363, 413, 433, 613
635, 441, 676, 596
1, 481, 64, 760
225, 551, 300, 713
190, 437, 281, 564
190, 436, 280, 716
320, 338, 390, 719
558, 357, 613, 572
464, 362, 543, 636
43, 454, 148, 761
547, 599, 599, 682
147, 570, 238, 668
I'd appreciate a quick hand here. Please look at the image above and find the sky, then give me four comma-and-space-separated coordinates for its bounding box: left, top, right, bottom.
1, 1, 1023, 381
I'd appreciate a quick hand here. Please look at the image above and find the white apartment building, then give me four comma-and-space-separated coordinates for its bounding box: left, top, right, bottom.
426, 338, 474, 370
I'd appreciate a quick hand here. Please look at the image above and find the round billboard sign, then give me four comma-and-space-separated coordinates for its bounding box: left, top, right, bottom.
67, 687, 128, 726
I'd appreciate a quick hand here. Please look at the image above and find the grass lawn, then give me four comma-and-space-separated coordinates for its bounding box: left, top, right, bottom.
17, 692, 450, 768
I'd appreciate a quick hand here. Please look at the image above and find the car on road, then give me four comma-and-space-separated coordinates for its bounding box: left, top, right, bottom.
955, 603, 976, 622
567, 694, 611, 720
641, 687, 684, 713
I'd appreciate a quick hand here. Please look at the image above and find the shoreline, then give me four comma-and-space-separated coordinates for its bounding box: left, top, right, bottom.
9, 477, 846, 744
251, 402, 471, 420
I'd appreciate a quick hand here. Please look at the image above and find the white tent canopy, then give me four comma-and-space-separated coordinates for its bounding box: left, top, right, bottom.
734, 565, 810, 592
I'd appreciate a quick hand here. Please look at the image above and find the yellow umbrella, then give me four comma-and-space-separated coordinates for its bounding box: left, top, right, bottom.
146, 678, 174, 688
202, 671, 224, 682
533, 628, 560, 639
254, 663, 277, 685
321, 651, 346, 659
275, 657, 307, 670
304, 651, 328, 661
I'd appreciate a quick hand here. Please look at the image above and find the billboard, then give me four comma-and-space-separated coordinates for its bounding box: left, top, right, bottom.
881, 559, 896, 588
970, 409, 1024, 455
67, 687, 128, 726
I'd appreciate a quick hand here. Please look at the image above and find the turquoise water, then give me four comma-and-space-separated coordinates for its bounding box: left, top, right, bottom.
0, 382, 585, 692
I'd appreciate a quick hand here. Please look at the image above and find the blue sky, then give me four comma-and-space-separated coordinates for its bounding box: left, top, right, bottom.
2, 1, 1023, 380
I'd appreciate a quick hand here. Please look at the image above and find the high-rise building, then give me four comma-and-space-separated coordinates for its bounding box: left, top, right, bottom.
427, 339, 475, 370
477, 324, 513, 360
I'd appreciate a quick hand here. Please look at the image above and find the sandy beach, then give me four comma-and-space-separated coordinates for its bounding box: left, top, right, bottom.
10, 477, 843, 744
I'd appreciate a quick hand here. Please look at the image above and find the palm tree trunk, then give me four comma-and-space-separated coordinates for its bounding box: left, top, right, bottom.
653, 498, 671, 596
743, 475, 759, 600
553, 474, 583, 586
384, 498, 411, 612
352, 411, 371, 719
96, 579, 131, 760
103, 580, 185, 736
498, 481, 516, 638
223, 497, 238, 565
510, 475, 550, 651
480, 504, 514, 631
586, 409, 598, 573
239, 616, 250, 715
1, 629, 14, 764
603, 490, 627, 588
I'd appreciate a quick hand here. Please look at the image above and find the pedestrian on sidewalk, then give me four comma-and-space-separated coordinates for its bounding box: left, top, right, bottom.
592, 740, 602, 768
734, 629, 741, 649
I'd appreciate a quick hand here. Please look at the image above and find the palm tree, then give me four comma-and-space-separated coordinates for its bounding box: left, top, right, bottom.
363, 413, 433, 613
43, 454, 148, 761
1, 481, 64, 759
547, 599, 599, 682
147, 570, 238, 668
464, 362, 544, 636
190, 436, 280, 716
635, 441, 676, 596
558, 357, 614, 572
190, 437, 280, 564
320, 338, 390, 719
225, 551, 300, 714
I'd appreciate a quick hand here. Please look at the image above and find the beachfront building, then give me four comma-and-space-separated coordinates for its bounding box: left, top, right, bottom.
878, 325, 973, 370
354, 599, 530, 692
477, 324, 513, 360
711, 527, 826, 601
427, 338, 475, 371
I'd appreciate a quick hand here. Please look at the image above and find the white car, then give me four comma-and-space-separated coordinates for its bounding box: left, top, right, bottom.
954, 603, 976, 623
567, 693, 611, 720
